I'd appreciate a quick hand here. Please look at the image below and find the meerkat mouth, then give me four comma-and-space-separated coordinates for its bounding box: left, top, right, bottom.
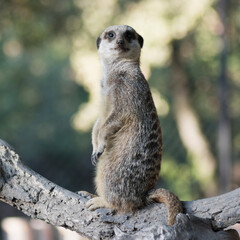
112, 46, 130, 52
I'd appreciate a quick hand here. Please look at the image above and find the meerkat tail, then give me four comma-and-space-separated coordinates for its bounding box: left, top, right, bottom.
148, 188, 183, 225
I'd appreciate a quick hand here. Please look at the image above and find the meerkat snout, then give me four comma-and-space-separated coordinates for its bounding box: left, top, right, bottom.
116, 38, 124, 47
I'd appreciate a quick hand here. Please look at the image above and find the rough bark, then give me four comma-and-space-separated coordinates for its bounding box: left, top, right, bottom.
0, 142, 239, 240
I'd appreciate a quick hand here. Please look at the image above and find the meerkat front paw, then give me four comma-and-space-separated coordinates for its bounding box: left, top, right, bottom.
86, 197, 109, 211
91, 151, 103, 165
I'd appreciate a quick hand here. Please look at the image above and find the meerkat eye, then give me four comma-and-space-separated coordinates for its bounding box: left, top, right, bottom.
107, 31, 115, 39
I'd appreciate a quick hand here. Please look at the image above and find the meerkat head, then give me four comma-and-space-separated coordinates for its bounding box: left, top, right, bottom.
96, 25, 144, 64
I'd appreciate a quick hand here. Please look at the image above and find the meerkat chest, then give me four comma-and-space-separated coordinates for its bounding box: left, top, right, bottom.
100, 84, 113, 119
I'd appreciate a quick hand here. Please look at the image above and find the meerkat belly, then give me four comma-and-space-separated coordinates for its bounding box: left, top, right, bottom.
96, 124, 161, 212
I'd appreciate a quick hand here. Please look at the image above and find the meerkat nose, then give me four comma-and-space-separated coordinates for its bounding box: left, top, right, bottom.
117, 39, 124, 46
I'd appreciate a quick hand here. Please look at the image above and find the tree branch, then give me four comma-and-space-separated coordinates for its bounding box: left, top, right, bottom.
0, 143, 239, 240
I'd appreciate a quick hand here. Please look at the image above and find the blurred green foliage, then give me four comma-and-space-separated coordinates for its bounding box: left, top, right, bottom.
0, 0, 92, 191
0, 0, 239, 200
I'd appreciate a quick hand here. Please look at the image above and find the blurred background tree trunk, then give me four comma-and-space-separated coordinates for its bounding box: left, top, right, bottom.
217, 0, 232, 194
170, 40, 218, 197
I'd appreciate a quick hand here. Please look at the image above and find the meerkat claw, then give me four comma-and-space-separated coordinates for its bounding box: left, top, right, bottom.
86, 197, 108, 211
76, 191, 96, 199
91, 152, 102, 165
91, 153, 97, 166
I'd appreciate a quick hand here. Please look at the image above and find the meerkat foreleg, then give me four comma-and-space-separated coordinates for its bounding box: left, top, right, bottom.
86, 113, 124, 212
92, 111, 123, 165
91, 118, 101, 165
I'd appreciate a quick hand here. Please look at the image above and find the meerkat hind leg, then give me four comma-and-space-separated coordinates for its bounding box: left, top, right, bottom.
77, 192, 109, 211
86, 196, 110, 211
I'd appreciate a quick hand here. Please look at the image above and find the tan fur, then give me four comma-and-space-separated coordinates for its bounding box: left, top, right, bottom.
84, 25, 183, 225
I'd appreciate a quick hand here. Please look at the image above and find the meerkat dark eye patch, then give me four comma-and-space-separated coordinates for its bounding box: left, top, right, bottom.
124, 30, 136, 42
96, 36, 101, 49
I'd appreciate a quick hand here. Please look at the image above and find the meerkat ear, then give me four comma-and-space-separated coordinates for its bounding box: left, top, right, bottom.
137, 34, 144, 48
96, 36, 101, 49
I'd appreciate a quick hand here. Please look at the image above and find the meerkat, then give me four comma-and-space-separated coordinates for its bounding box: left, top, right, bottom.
84, 25, 183, 225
